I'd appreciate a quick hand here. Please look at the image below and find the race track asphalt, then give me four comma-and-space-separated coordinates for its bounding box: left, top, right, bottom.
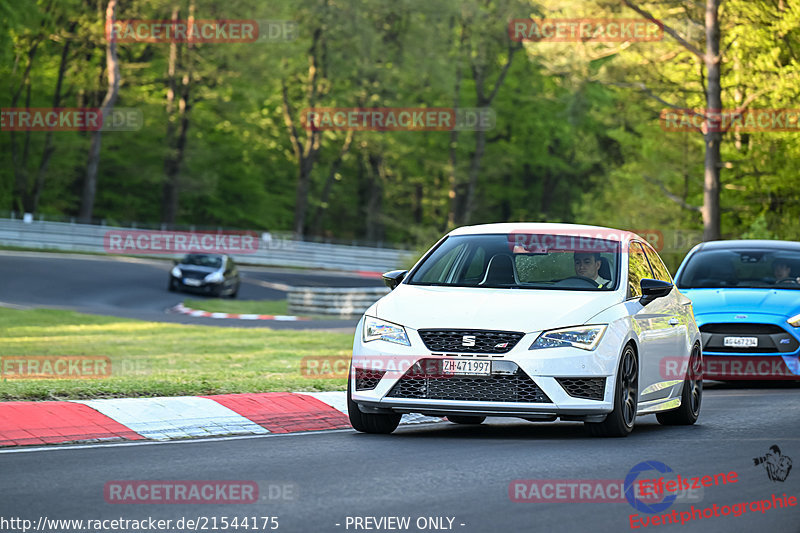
2, 383, 799, 533
0, 251, 384, 329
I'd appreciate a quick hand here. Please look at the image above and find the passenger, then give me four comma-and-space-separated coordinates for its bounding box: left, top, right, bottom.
773, 260, 799, 284
574, 252, 610, 288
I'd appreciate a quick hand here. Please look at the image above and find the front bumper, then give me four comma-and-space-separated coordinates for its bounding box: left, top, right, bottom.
172, 275, 223, 293
696, 313, 800, 379
351, 324, 626, 419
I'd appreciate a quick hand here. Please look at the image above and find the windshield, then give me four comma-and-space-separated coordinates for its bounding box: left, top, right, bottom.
181, 254, 223, 268
408, 234, 620, 290
676, 248, 800, 289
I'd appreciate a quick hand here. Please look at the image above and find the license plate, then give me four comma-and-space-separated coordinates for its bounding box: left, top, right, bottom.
183, 278, 202, 286
724, 336, 758, 347
442, 359, 491, 376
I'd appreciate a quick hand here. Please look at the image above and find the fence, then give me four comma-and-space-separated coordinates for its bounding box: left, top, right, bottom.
287, 287, 390, 318
0, 218, 415, 273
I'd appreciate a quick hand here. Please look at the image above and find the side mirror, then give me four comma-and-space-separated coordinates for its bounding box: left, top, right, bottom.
382, 270, 408, 290
640, 278, 673, 304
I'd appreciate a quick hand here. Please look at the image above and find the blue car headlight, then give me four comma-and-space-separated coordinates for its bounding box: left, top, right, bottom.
530, 325, 607, 351
363, 316, 411, 346
788, 313, 800, 327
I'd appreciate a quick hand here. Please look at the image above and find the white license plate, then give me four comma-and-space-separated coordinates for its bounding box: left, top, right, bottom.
724, 336, 758, 347
183, 278, 202, 286
442, 359, 491, 376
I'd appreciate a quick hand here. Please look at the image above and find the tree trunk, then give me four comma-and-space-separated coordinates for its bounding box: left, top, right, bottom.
9, 35, 43, 213
283, 24, 325, 239
32, 21, 76, 213
161, 2, 194, 226
79, 0, 119, 223
446, 18, 465, 229
701, 0, 722, 241
365, 153, 385, 243
310, 129, 354, 236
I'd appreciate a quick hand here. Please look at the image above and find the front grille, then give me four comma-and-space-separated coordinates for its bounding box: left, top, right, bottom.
387, 359, 551, 403
417, 329, 524, 354
700, 323, 785, 335
355, 368, 385, 391
556, 377, 605, 401
700, 323, 799, 354
180, 269, 208, 280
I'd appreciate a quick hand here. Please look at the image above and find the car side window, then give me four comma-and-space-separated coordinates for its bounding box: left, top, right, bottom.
462, 247, 486, 283
641, 244, 672, 283
628, 242, 654, 299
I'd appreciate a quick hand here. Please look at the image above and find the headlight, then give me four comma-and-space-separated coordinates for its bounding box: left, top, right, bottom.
530, 325, 607, 351
788, 313, 800, 327
205, 272, 224, 283
170, 266, 182, 278
363, 316, 411, 346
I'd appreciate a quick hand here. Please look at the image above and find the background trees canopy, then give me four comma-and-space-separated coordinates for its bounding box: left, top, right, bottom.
2, 0, 798, 268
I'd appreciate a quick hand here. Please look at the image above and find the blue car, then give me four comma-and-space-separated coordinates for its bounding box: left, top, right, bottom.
674, 240, 800, 380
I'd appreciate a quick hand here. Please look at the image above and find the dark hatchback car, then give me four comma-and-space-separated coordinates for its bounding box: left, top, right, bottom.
168, 253, 240, 297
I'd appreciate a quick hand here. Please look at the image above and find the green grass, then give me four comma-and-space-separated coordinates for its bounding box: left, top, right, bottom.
0, 308, 351, 401
184, 298, 290, 315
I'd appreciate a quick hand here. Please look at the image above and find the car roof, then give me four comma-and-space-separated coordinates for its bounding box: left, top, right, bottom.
694, 239, 800, 252
447, 223, 642, 242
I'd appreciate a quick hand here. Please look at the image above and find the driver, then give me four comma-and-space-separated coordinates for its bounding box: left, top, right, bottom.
773, 260, 799, 284
574, 252, 611, 288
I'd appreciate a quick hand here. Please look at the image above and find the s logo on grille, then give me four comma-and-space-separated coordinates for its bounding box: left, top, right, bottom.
462, 335, 476, 347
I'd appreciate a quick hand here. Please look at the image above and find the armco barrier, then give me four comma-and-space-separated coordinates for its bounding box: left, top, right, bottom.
0, 218, 414, 273
288, 287, 390, 318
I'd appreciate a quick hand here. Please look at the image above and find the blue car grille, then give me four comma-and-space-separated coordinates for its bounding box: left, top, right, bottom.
700, 323, 799, 353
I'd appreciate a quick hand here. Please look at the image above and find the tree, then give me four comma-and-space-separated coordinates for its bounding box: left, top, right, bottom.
79, 0, 119, 223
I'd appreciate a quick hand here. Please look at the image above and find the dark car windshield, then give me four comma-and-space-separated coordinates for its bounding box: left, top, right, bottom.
181, 254, 223, 268
407, 233, 620, 290
676, 248, 800, 289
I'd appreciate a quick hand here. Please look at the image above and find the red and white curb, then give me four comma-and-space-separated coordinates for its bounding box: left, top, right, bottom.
0, 392, 440, 447
170, 303, 309, 321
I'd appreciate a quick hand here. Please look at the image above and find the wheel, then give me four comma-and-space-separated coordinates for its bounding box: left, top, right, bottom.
657, 344, 702, 425
347, 375, 401, 434
446, 415, 486, 425
168, 279, 178, 292
585, 344, 638, 437
228, 282, 239, 299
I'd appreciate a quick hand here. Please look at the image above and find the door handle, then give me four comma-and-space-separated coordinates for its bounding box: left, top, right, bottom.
668, 318, 680, 326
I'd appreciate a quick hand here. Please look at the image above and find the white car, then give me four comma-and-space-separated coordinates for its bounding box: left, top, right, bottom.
348, 223, 702, 437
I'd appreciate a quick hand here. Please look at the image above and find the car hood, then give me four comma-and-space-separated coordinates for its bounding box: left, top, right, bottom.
178, 265, 219, 274
680, 288, 800, 318
374, 284, 619, 333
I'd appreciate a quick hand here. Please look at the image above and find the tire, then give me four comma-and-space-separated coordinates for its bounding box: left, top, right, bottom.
657, 344, 702, 426
168, 279, 178, 292
585, 344, 638, 438
228, 282, 239, 299
446, 415, 486, 425
347, 376, 401, 434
